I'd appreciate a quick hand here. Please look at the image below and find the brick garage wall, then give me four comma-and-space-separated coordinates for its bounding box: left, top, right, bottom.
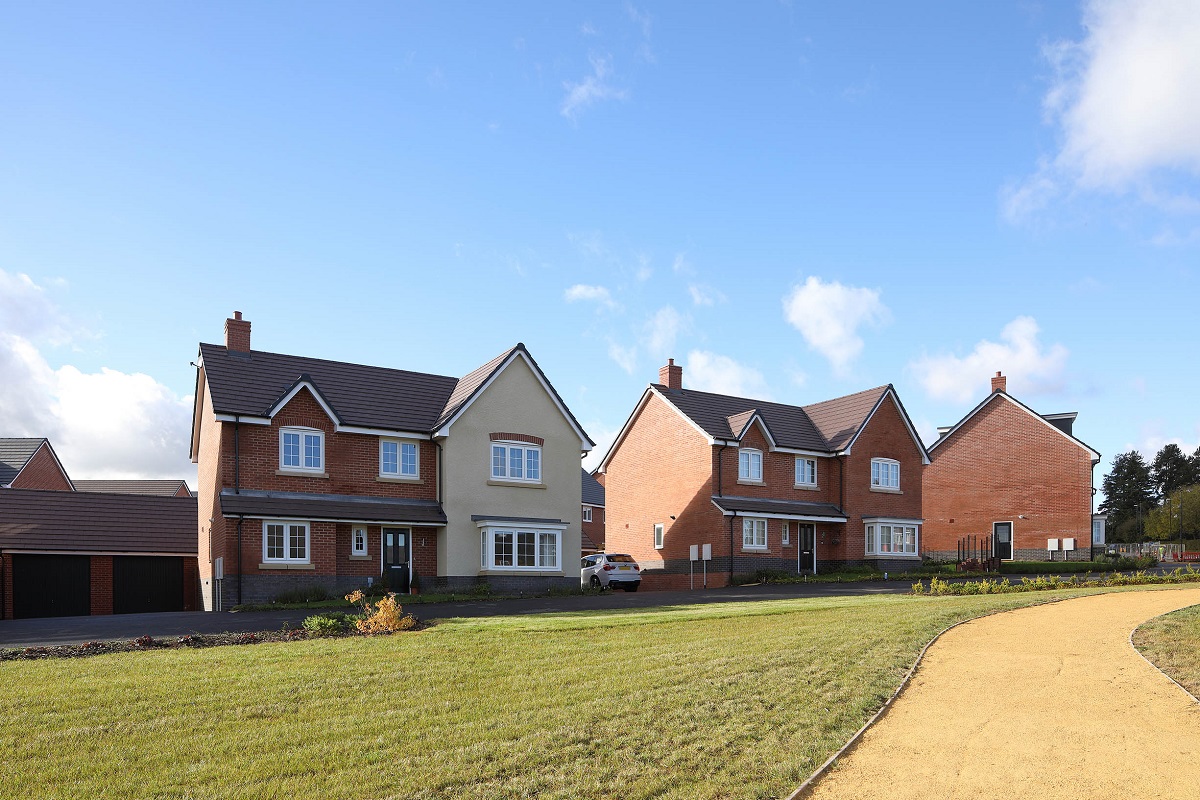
604, 392, 729, 586
90, 556, 114, 615
923, 396, 1094, 562
183, 557, 201, 611
842, 395, 926, 571
10, 445, 73, 491
1, 554, 11, 619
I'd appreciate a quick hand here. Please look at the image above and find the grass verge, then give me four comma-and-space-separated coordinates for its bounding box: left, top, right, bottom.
1132, 603, 1200, 698
1, 589, 1107, 800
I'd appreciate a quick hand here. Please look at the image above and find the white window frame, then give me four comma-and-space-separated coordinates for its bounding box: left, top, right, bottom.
380, 438, 419, 479
582, 506, 592, 523
480, 527, 561, 571
279, 426, 324, 473
870, 458, 900, 490
795, 457, 817, 487
742, 518, 768, 551
352, 526, 368, 556
738, 448, 763, 482
782, 521, 790, 546
263, 520, 310, 563
654, 523, 664, 549
490, 441, 543, 483
864, 522, 919, 557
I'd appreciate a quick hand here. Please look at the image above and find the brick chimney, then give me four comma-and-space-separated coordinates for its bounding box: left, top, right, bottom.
225, 311, 251, 352
659, 358, 682, 390
991, 371, 1006, 394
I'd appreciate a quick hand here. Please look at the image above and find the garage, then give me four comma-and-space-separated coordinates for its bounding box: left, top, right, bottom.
1, 489, 199, 620
12, 554, 91, 619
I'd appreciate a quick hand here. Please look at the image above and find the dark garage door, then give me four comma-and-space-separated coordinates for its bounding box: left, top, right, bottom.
13, 555, 91, 619
114, 556, 184, 614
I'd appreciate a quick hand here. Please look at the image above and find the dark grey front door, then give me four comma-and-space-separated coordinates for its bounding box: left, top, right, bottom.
382, 527, 411, 593
994, 522, 1013, 561
797, 524, 816, 572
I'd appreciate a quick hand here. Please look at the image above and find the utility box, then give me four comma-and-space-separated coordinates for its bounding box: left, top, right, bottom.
689, 544, 698, 561
1047, 538, 1059, 551
702, 543, 712, 561
1063, 538, 1075, 551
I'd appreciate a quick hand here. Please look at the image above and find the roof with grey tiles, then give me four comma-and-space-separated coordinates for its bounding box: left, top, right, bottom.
582, 468, 605, 507
0, 489, 197, 553
0, 438, 49, 486
73, 480, 192, 497
652, 384, 891, 453
710, 495, 847, 520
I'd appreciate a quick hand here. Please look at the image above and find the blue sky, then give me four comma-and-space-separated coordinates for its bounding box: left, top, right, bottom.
2, 1, 1199, 494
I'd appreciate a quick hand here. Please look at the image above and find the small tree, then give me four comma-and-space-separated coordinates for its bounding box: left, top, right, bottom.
1100, 451, 1156, 542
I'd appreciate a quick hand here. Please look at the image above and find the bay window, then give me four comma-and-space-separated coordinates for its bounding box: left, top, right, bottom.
480, 527, 561, 571
864, 522, 919, 557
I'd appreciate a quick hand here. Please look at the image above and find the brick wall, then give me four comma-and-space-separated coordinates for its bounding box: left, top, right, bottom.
1, 554, 11, 619
10, 445, 73, 491
922, 396, 1094, 561
90, 556, 114, 615
581, 505, 604, 551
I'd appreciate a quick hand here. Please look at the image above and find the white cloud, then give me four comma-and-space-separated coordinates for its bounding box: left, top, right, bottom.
1006, 0, 1200, 218
909, 316, 1070, 404
634, 254, 652, 281
561, 54, 628, 120
643, 306, 684, 359
685, 350, 771, 399
671, 253, 694, 276
688, 283, 726, 307
781, 276, 889, 375
607, 341, 637, 375
564, 283, 618, 310
582, 421, 622, 472
0, 269, 195, 481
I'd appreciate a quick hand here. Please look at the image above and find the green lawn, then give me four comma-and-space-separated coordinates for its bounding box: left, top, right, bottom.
2, 590, 1103, 800
1133, 603, 1200, 698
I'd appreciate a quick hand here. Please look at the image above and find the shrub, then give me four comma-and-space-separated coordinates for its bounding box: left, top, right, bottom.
302, 613, 353, 637
912, 566, 1200, 596
345, 591, 418, 634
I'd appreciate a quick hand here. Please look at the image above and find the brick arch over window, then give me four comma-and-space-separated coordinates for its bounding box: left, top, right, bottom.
489, 432, 544, 446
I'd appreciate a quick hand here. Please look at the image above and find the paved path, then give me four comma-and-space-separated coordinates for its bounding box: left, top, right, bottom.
808, 587, 1200, 799
0, 579, 909, 648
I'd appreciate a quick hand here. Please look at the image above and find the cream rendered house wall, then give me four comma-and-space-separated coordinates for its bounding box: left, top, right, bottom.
438, 355, 584, 582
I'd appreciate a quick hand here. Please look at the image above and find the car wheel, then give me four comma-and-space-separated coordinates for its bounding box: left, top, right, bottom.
626, 583, 639, 592
590, 575, 602, 590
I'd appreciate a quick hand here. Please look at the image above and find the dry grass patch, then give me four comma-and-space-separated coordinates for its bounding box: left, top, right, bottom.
1133, 602, 1200, 698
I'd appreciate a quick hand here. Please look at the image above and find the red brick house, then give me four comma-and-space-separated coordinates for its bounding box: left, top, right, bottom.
190, 312, 592, 609
922, 372, 1100, 562
599, 359, 929, 589
581, 468, 605, 554
0, 438, 73, 491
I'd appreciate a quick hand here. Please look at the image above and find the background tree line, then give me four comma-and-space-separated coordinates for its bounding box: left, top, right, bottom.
1100, 443, 1200, 543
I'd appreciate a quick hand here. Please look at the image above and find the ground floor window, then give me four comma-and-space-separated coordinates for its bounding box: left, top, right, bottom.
742, 518, 768, 550
864, 523, 919, 556
480, 527, 561, 571
263, 520, 309, 563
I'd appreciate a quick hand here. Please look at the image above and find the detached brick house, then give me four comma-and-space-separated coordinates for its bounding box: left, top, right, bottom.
600, 359, 929, 589
190, 312, 592, 609
922, 372, 1100, 562
581, 468, 605, 554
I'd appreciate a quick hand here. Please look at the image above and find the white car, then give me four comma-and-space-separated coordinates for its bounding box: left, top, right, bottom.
581, 553, 641, 591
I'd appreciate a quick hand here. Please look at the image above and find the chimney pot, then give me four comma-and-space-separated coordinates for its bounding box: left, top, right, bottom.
659, 358, 683, 390
991, 372, 1006, 394
225, 311, 252, 352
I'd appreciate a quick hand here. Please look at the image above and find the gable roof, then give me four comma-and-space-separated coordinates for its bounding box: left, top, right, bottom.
196, 342, 592, 448
582, 468, 605, 507
599, 382, 929, 472
0, 438, 74, 489
73, 479, 192, 497
0, 489, 197, 554
929, 390, 1100, 461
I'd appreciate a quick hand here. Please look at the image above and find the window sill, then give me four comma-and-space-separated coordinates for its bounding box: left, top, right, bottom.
479, 568, 562, 575
258, 562, 316, 570
736, 479, 764, 486
864, 553, 920, 559
741, 546, 769, 553
869, 486, 902, 494
794, 483, 819, 491
377, 475, 421, 484
276, 469, 329, 479
349, 554, 372, 561
487, 479, 546, 489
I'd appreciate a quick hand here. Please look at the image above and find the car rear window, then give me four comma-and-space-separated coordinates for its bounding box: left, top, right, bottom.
606, 554, 635, 563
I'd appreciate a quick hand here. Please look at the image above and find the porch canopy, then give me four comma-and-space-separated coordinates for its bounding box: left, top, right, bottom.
710, 494, 847, 523
219, 489, 446, 525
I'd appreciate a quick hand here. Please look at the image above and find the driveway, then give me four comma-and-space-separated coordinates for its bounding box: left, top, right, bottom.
0, 579, 909, 648
806, 586, 1200, 799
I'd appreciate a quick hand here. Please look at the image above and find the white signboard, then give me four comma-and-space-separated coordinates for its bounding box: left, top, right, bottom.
1047, 538, 1059, 551
1063, 538, 1075, 551
702, 543, 712, 561
689, 544, 698, 561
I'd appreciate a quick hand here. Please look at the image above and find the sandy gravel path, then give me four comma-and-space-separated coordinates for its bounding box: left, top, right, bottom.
806, 587, 1200, 799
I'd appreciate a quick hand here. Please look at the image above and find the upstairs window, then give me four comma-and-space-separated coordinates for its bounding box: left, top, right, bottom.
582, 506, 593, 523
654, 523, 664, 549
381, 439, 419, 478
795, 458, 817, 487
491, 442, 541, 482
871, 458, 900, 490
280, 427, 323, 473
738, 449, 763, 482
